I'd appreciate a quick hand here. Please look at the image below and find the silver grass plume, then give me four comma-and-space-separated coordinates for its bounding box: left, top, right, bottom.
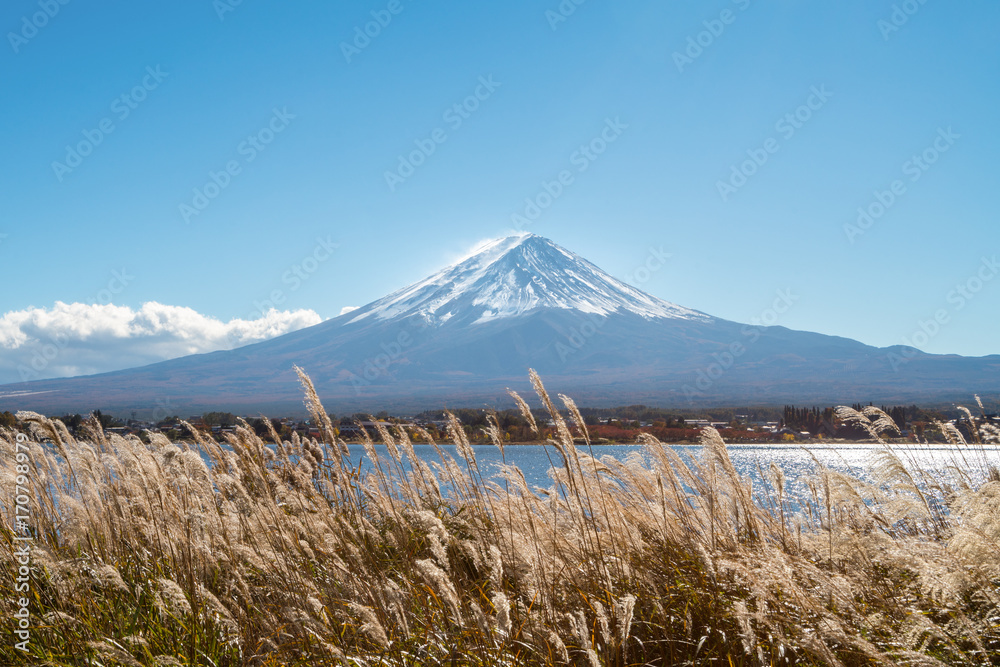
935, 420, 967, 445
507, 388, 538, 435
614, 594, 636, 646
835, 406, 885, 442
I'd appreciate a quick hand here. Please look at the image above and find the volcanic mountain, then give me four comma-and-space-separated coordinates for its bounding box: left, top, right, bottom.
2, 234, 998, 414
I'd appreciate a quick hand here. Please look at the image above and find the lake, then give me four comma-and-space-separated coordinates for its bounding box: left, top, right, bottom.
338, 441, 1000, 499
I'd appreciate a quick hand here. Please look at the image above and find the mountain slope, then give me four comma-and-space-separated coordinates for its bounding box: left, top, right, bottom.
1, 234, 997, 414
347, 234, 709, 326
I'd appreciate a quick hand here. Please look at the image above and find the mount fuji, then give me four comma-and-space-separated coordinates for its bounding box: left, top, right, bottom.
2, 234, 998, 414
346, 234, 708, 326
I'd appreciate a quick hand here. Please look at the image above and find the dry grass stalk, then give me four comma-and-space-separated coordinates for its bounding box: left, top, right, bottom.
0, 371, 997, 665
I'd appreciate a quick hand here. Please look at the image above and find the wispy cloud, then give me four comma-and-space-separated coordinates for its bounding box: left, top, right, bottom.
0, 302, 322, 385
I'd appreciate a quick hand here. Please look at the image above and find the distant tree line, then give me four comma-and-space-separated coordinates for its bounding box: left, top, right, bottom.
54, 410, 124, 434
2, 398, 985, 445
779, 403, 952, 439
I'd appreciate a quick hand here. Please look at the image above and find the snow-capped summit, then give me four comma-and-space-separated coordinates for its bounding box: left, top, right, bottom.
348, 234, 710, 326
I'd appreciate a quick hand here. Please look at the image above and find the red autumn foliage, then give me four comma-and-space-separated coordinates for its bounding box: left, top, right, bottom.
583, 424, 774, 443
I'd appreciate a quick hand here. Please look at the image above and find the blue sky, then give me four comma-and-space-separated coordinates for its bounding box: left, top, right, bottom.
1, 0, 998, 382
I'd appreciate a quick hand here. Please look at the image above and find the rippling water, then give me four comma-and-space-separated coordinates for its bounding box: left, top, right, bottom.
341, 442, 1000, 499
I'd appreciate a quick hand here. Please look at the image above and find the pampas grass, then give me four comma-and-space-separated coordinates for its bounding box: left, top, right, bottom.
1, 370, 998, 666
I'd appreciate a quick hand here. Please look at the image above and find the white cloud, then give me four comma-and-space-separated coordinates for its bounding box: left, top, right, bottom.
0, 301, 323, 385
451, 233, 526, 265
339, 306, 359, 315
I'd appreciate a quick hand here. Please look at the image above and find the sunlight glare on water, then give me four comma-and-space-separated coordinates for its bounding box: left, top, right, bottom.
342, 442, 1000, 500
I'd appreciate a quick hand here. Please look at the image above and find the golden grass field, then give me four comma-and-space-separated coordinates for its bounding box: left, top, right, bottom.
2, 369, 999, 666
